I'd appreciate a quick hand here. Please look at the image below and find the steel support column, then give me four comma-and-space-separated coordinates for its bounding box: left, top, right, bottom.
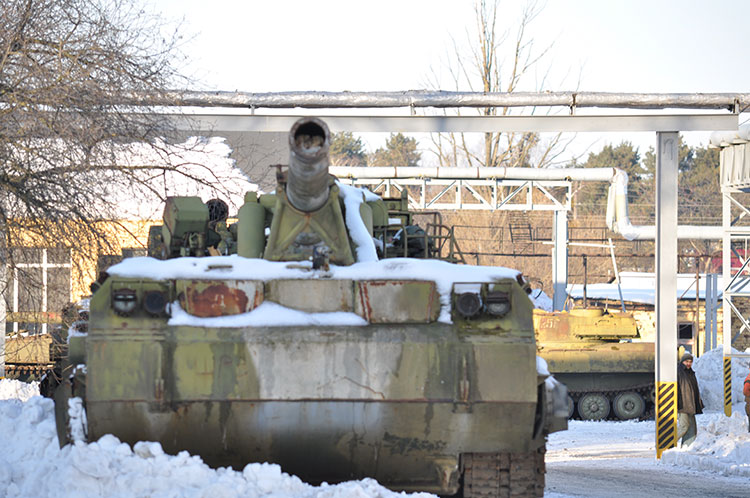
655, 132, 679, 458
722, 191, 733, 416
705, 273, 719, 352
552, 210, 568, 311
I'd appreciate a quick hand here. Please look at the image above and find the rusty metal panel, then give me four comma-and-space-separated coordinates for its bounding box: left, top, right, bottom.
533, 309, 638, 341
176, 280, 263, 317
264, 279, 354, 313
4, 334, 53, 364
355, 280, 440, 323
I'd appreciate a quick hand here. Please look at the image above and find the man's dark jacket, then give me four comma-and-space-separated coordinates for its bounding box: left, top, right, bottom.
677, 362, 703, 414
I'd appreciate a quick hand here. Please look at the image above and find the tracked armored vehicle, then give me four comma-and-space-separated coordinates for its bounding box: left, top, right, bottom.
534, 308, 654, 421
53, 117, 568, 496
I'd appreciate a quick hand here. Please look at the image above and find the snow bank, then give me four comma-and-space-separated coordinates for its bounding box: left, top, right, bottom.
660, 408, 750, 477
0, 380, 435, 498
694, 346, 750, 410
657, 347, 750, 476
0, 379, 39, 401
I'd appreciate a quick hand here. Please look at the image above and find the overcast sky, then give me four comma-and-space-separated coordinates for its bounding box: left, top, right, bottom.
154, 0, 750, 163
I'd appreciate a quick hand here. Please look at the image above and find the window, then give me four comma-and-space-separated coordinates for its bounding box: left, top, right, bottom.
3, 248, 72, 334
678, 323, 694, 340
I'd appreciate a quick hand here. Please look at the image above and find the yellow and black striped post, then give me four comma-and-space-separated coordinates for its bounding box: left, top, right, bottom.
724, 356, 732, 416
654, 132, 679, 459
656, 381, 678, 458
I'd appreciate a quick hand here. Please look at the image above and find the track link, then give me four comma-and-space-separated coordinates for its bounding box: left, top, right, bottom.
461, 446, 545, 497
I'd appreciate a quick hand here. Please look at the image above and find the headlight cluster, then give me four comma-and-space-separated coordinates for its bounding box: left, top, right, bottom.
453, 283, 512, 319
112, 287, 169, 317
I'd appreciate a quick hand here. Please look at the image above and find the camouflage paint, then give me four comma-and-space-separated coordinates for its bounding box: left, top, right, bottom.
73, 276, 550, 494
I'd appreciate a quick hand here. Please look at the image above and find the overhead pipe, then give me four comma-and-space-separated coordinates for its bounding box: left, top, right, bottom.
330, 166, 722, 240
124, 90, 750, 111
605, 169, 722, 240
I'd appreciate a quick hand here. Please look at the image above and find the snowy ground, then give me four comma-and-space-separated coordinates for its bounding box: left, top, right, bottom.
1, 347, 749, 497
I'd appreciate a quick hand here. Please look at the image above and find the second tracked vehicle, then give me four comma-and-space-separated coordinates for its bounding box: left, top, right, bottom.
534, 308, 654, 421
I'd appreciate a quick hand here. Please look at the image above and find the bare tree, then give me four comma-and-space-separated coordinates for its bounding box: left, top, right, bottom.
427, 0, 575, 169
0, 0, 245, 338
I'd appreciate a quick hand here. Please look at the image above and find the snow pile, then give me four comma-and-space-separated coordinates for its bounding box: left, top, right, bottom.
0, 380, 435, 498
0, 379, 39, 401
660, 408, 750, 477
710, 124, 750, 147
567, 272, 722, 304
694, 346, 750, 410
530, 288, 553, 311
168, 300, 368, 328
108, 256, 520, 324
657, 347, 750, 476
337, 181, 379, 263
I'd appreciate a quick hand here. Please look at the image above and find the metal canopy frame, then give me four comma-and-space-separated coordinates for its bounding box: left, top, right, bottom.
720, 142, 750, 418
141, 90, 743, 460
334, 177, 570, 212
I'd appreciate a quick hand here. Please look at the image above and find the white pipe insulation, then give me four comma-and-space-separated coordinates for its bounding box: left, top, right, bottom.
606, 169, 722, 240
330, 166, 722, 241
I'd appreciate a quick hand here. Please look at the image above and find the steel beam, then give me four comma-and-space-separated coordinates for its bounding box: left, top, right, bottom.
655, 131, 679, 459
169, 113, 738, 134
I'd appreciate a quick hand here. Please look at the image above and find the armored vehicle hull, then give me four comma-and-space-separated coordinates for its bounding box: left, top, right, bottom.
52, 118, 568, 496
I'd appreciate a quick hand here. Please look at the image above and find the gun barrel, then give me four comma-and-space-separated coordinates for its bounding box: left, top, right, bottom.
287, 117, 331, 212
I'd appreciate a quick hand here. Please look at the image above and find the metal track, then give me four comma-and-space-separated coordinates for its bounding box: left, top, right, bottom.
461, 447, 545, 498
3, 363, 55, 379
569, 382, 655, 421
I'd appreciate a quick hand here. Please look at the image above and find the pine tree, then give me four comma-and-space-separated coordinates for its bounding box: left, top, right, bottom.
369, 133, 421, 166
329, 132, 367, 166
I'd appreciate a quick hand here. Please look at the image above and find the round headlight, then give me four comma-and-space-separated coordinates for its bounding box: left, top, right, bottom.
485, 291, 511, 317
112, 289, 138, 316
456, 292, 482, 318
144, 290, 168, 316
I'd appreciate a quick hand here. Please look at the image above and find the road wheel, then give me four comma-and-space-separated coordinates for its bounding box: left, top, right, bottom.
567, 394, 576, 419
613, 391, 645, 420
577, 393, 610, 420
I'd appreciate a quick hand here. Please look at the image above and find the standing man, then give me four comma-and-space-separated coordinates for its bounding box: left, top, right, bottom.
676, 352, 703, 447
744, 370, 750, 433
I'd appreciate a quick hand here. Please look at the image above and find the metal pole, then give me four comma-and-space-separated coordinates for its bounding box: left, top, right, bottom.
608, 238, 627, 313
722, 192, 733, 417
583, 255, 588, 308
709, 273, 718, 351
655, 132, 679, 459
695, 269, 700, 357
0, 257, 5, 378
552, 210, 568, 311
703, 273, 716, 352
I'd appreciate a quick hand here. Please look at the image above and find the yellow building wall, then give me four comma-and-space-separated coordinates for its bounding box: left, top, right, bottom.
632, 304, 724, 355
8, 219, 155, 314
69, 219, 155, 301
